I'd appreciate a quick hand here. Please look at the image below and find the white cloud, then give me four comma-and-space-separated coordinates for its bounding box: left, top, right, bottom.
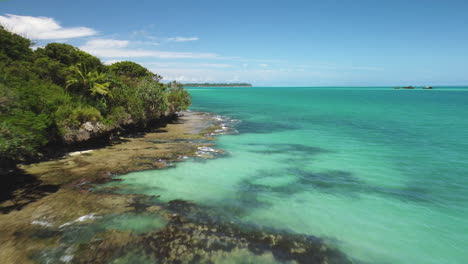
168, 37, 199, 42
0, 14, 97, 39
84, 39, 129, 49
151, 66, 332, 85
79, 38, 217, 59
131, 30, 158, 41
259, 64, 269, 67
147, 62, 232, 68
149, 68, 265, 83
198, 63, 232, 68
288, 63, 384, 72
133, 40, 160, 46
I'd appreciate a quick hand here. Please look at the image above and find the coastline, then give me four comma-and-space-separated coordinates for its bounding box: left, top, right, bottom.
0, 110, 351, 264
0, 111, 223, 263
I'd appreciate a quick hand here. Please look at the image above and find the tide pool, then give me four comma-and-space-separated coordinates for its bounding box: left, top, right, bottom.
115, 87, 468, 264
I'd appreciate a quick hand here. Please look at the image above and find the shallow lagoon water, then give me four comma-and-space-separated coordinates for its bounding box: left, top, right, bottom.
36, 213, 167, 263
115, 87, 468, 264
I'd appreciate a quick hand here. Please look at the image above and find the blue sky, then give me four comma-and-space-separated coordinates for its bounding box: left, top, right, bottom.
1, 0, 468, 86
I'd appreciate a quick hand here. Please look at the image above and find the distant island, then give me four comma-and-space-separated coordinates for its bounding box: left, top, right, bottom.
393, 86, 433, 89
183, 83, 252, 87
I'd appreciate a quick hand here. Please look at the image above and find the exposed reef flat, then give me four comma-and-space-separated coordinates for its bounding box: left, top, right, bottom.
0, 111, 352, 264
0, 111, 223, 263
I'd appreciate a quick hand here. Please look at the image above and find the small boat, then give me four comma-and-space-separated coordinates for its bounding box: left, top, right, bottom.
423, 86, 433, 89
403, 86, 414, 89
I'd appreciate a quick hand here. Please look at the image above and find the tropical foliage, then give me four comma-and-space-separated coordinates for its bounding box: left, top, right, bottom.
0, 26, 191, 161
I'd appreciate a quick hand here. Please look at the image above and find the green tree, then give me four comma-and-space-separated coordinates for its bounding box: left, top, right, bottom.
36, 43, 103, 70
167, 81, 192, 113
0, 26, 192, 162
109, 61, 155, 79
108, 78, 145, 122
0, 26, 33, 61
0, 111, 51, 160
32, 57, 68, 86
0, 83, 18, 114
66, 64, 111, 97
136, 78, 168, 120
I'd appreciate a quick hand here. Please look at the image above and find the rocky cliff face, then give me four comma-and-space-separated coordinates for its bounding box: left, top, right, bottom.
62, 121, 109, 143
60, 113, 177, 145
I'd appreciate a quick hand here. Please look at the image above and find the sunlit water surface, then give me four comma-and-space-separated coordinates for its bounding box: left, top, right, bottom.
114, 87, 468, 264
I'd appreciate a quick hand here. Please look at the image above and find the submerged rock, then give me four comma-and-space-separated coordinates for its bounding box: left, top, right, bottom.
72, 200, 352, 264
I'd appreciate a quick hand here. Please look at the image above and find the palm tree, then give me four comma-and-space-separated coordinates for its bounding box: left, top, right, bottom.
65, 63, 87, 92
66, 64, 110, 97
87, 71, 111, 97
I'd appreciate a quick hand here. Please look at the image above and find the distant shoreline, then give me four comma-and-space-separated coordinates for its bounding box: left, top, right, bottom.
183, 83, 252, 87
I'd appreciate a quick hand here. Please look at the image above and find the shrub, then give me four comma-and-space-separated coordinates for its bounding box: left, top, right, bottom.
66, 106, 103, 126
167, 81, 192, 112
136, 78, 168, 120
0, 111, 50, 160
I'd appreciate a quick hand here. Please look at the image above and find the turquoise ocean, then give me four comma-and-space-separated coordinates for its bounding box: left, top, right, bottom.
114, 87, 468, 264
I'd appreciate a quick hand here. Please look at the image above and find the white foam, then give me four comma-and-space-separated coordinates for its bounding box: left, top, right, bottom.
59, 213, 98, 228
198, 146, 216, 152
60, 255, 73, 262
31, 220, 53, 227
68, 150, 94, 157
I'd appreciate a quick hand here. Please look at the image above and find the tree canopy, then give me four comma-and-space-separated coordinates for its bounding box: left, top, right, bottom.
109, 61, 153, 79
0, 27, 191, 162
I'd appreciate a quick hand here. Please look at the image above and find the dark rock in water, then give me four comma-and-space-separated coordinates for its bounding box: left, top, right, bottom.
144, 200, 352, 264
72, 199, 353, 264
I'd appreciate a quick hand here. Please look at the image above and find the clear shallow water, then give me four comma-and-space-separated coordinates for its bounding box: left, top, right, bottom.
115, 87, 468, 264
36, 213, 167, 263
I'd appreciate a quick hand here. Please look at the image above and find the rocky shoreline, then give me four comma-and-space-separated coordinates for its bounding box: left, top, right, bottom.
0, 111, 223, 263
0, 111, 353, 264
67, 199, 352, 264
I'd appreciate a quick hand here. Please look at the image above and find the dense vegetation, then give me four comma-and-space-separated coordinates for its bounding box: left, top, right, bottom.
0, 26, 191, 162
183, 83, 252, 87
